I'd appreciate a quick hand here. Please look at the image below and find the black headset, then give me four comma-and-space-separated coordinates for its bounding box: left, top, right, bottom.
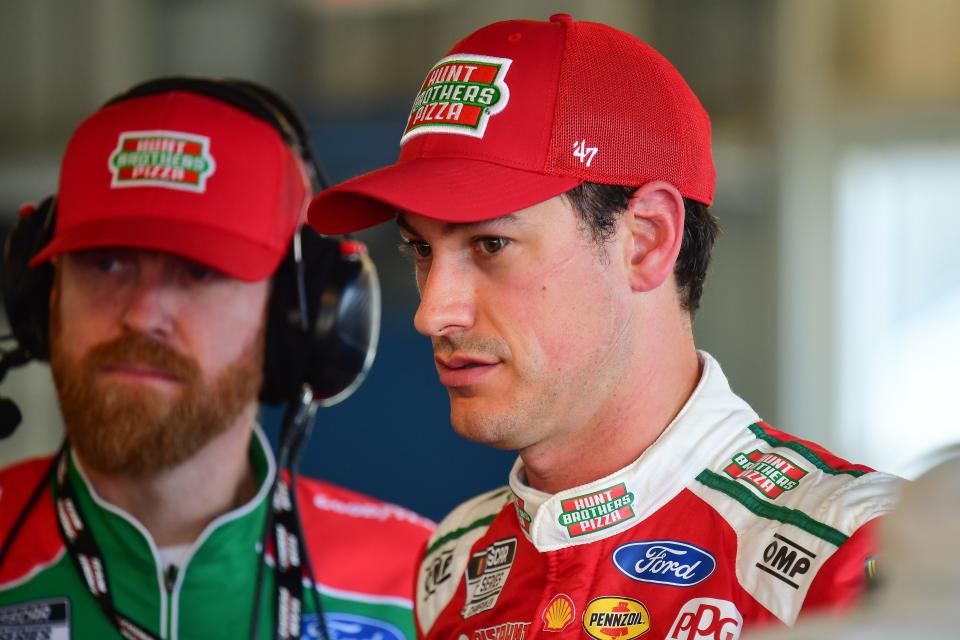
1, 76, 380, 409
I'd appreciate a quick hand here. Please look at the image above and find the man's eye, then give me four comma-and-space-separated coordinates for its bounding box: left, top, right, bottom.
477, 237, 508, 255
95, 258, 124, 274
400, 240, 432, 258
187, 265, 213, 281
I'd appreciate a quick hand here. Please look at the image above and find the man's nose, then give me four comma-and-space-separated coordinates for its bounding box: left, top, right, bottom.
120, 266, 176, 338
413, 259, 476, 338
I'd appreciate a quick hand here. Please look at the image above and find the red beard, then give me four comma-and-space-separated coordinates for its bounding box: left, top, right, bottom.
49, 309, 264, 476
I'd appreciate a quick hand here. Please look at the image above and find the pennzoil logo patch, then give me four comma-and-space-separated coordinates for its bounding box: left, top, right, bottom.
558, 483, 635, 538
109, 130, 216, 192
724, 450, 807, 500
582, 597, 650, 640
402, 54, 511, 144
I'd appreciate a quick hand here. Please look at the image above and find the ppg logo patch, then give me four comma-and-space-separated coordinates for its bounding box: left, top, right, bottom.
613, 540, 716, 587
667, 598, 742, 640
301, 612, 405, 640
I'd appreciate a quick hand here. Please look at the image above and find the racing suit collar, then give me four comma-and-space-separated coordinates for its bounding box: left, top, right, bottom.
508, 350, 760, 552
68, 424, 277, 570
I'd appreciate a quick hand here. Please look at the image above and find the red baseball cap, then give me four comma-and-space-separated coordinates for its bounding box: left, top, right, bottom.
31, 90, 307, 281
307, 13, 714, 234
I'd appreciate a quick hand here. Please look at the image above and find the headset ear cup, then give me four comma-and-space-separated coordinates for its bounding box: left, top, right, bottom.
260, 228, 380, 406
305, 243, 380, 407
3, 197, 56, 361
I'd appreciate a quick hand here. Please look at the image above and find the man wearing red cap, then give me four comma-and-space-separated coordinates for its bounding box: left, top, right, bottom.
306, 15, 900, 639
0, 78, 432, 639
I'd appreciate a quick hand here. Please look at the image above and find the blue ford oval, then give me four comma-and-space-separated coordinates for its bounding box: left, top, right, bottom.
612, 540, 716, 587
302, 612, 405, 640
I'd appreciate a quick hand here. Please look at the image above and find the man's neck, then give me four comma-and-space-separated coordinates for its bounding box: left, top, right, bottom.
520, 312, 701, 495
76, 407, 260, 548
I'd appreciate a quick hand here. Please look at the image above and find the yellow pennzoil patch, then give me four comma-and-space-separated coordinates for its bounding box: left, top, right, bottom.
582, 597, 650, 640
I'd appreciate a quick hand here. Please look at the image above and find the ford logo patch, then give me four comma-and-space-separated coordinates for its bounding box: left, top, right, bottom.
302, 612, 406, 640
612, 540, 716, 587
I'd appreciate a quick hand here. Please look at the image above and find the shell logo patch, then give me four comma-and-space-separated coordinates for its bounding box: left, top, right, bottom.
541, 593, 575, 632
109, 130, 216, 192
582, 597, 650, 640
401, 53, 511, 144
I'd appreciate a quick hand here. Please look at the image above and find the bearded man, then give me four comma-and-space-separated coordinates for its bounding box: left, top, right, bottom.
0, 77, 432, 640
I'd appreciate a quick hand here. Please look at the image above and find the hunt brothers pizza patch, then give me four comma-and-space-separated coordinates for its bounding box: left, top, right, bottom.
512, 494, 532, 533
109, 129, 216, 192
725, 450, 808, 500
401, 54, 512, 144
558, 483, 635, 538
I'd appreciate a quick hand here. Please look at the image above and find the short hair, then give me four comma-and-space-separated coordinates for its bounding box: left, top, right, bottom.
563, 183, 720, 315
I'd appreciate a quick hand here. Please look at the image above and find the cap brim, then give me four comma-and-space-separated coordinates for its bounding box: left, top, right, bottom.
30, 216, 284, 282
307, 157, 583, 234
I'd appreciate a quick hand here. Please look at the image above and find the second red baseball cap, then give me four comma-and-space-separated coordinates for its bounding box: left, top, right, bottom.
307, 13, 714, 234
31, 89, 307, 281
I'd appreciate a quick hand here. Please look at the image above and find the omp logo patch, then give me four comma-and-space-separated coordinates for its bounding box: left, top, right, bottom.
402, 54, 511, 143
756, 533, 816, 589
558, 483, 635, 538
724, 450, 807, 499
541, 593, 575, 632
302, 612, 404, 640
461, 537, 517, 619
667, 598, 742, 640
612, 540, 716, 587
109, 130, 216, 192
0, 598, 70, 640
582, 597, 650, 640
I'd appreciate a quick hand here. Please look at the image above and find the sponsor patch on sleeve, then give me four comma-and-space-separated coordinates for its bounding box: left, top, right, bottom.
755, 533, 816, 589
724, 450, 807, 500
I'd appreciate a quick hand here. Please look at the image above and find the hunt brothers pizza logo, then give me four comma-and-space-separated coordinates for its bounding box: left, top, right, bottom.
558, 483, 635, 537
109, 130, 216, 192
725, 450, 808, 500
401, 53, 512, 144
512, 494, 532, 533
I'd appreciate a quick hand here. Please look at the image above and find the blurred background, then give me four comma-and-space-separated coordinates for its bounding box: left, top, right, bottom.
1, 0, 958, 522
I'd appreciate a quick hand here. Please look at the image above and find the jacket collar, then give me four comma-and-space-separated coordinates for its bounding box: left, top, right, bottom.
508, 351, 759, 552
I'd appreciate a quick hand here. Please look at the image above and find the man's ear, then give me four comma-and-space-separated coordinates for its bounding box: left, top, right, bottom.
622, 181, 685, 293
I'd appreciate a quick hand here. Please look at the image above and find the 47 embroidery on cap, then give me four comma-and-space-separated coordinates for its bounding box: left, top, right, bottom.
109, 130, 216, 192
401, 54, 512, 144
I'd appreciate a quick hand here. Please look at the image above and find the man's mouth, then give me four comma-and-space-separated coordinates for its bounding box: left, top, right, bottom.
99, 363, 181, 384
435, 355, 500, 387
